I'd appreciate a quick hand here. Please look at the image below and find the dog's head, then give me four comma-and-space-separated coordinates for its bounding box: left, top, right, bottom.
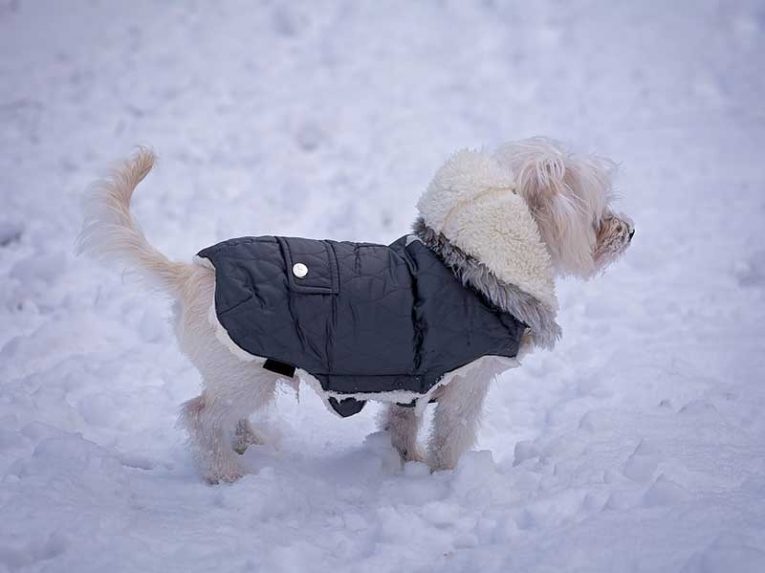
495, 138, 633, 278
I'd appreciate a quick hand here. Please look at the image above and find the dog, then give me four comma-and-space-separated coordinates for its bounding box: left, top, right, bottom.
79, 138, 633, 483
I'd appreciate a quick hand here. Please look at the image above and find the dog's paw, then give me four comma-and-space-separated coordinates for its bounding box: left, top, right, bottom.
398, 445, 426, 464
426, 452, 457, 473
204, 467, 245, 484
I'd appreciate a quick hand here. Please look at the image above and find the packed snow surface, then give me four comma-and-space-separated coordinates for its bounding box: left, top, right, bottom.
1, 1, 764, 571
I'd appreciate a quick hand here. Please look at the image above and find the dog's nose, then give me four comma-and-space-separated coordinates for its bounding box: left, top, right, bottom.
629, 228, 635, 240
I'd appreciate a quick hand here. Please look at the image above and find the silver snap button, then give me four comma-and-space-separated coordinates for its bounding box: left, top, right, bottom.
292, 263, 308, 278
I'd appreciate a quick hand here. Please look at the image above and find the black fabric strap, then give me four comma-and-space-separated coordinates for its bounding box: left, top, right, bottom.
263, 358, 296, 378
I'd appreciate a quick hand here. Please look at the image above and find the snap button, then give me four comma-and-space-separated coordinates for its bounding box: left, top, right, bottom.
292, 263, 308, 278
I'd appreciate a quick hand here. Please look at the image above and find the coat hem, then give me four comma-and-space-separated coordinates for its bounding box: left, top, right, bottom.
296, 355, 520, 418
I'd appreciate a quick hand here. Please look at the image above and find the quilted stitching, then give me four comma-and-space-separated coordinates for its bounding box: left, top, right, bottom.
197, 235, 525, 405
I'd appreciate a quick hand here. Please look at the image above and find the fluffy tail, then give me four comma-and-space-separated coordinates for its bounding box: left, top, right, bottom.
78, 148, 192, 293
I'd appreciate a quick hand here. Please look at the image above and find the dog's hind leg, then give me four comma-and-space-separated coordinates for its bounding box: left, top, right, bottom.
174, 264, 279, 482
179, 370, 277, 484
427, 373, 492, 471
380, 403, 424, 463
179, 393, 245, 484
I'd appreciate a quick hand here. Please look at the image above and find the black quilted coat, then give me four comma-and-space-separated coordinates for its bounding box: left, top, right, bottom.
197, 235, 525, 417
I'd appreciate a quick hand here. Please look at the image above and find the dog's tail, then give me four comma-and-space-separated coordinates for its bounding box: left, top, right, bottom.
77, 148, 193, 294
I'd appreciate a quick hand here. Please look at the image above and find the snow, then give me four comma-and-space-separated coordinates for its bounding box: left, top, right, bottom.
1, 0, 764, 571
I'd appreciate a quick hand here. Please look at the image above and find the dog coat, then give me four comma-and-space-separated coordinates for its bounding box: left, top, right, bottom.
197, 235, 526, 417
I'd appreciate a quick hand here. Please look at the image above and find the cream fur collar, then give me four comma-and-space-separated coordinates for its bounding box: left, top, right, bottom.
415, 149, 561, 349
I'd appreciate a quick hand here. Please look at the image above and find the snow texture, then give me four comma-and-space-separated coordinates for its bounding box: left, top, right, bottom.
1, 1, 764, 572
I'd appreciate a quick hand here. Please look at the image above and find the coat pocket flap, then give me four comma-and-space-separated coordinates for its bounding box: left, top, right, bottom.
277, 236, 339, 294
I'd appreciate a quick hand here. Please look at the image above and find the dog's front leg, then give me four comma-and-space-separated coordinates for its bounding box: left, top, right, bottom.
380, 403, 424, 463
428, 374, 492, 471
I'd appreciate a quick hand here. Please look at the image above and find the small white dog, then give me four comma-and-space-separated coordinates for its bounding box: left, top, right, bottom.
80, 138, 633, 483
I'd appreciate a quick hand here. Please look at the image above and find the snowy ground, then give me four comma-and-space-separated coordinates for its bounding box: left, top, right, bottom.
2, 1, 765, 571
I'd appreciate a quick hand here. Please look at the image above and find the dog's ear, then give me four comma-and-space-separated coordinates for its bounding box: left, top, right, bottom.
497, 138, 569, 211
496, 138, 611, 277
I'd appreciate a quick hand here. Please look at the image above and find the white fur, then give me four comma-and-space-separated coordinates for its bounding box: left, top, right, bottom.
494, 138, 618, 277
80, 140, 632, 482
77, 148, 192, 292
